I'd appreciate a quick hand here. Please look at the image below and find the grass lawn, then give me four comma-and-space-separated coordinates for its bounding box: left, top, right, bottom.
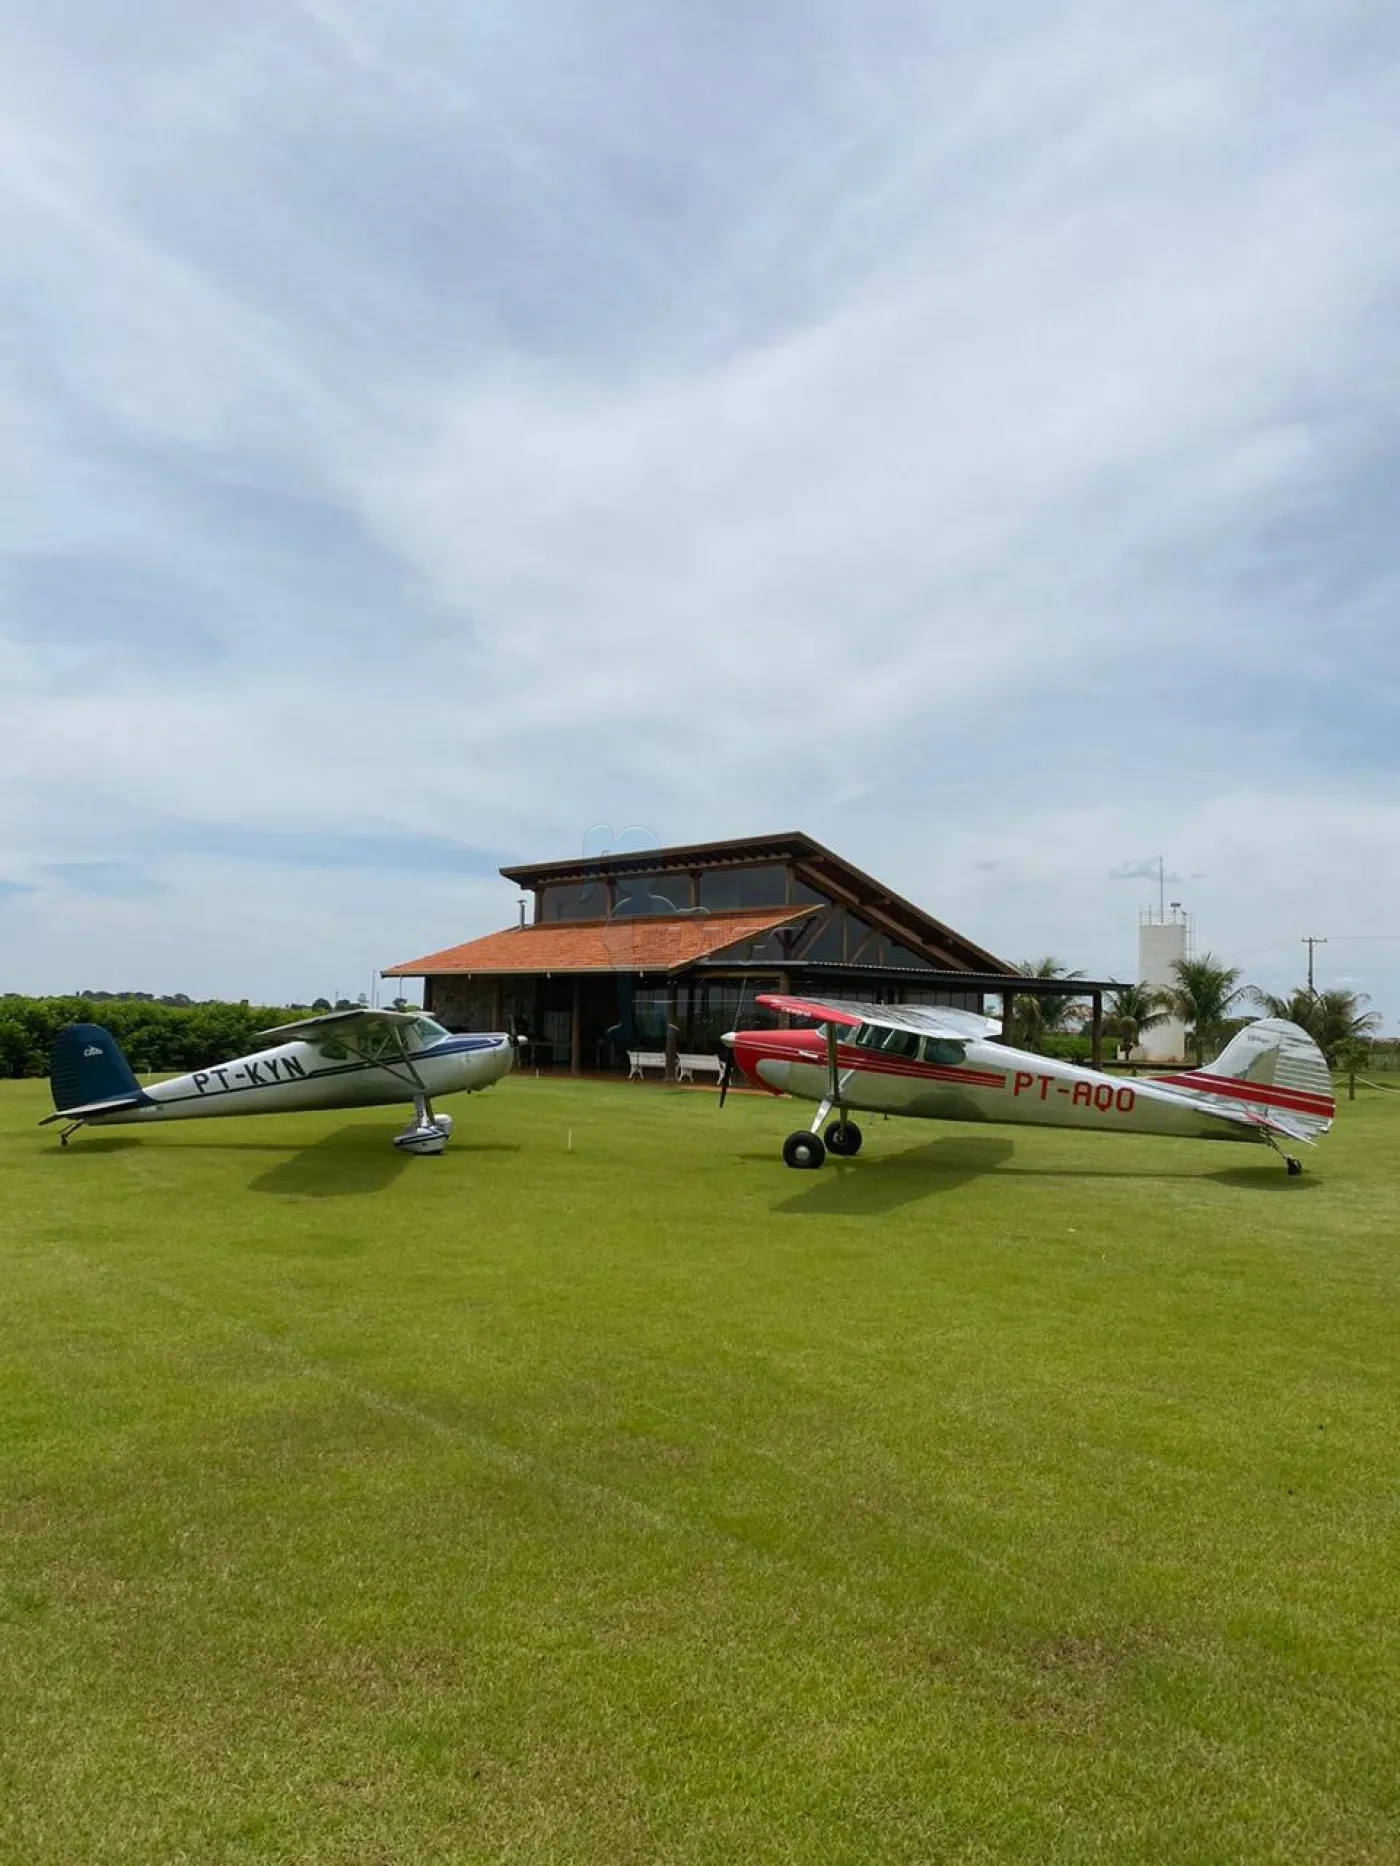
2, 1073, 1398, 1864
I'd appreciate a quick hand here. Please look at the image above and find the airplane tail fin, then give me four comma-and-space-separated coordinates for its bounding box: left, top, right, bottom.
1163, 1018, 1335, 1139
47, 1023, 146, 1117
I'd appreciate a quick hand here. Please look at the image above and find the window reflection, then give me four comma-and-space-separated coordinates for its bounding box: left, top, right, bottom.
541, 882, 607, 921
614, 874, 694, 916
698, 865, 788, 911
886, 941, 934, 970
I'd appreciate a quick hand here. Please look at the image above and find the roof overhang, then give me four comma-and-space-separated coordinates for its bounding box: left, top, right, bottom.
383, 906, 815, 978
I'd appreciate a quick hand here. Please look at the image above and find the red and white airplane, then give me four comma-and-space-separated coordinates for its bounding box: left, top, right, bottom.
720, 994, 1334, 1175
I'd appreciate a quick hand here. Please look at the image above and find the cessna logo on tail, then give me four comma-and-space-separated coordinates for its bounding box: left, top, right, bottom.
84, 1045, 103, 1057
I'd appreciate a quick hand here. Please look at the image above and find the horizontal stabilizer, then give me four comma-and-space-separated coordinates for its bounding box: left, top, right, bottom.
1158, 1018, 1334, 1140
40, 1092, 148, 1126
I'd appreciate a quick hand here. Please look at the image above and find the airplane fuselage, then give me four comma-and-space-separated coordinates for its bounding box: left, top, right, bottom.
730, 1026, 1327, 1145
81, 1029, 514, 1127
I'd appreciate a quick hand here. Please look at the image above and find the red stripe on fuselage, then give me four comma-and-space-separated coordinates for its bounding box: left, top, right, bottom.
1156, 1072, 1334, 1118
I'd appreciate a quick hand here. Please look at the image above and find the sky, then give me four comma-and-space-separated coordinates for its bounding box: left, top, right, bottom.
1, 0, 1398, 1022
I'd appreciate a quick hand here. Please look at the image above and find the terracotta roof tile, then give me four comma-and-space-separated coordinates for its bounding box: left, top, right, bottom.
383, 906, 814, 977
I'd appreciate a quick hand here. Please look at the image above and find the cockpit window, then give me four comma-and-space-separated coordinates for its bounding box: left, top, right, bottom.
879, 1028, 920, 1058
842, 1023, 884, 1050
412, 1018, 449, 1047
919, 1037, 967, 1066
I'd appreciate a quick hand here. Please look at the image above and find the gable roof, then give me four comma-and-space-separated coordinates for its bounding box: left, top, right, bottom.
501, 831, 1015, 975
383, 906, 814, 978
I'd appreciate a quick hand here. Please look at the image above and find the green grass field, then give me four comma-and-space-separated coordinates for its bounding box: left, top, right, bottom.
3, 1075, 1399, 1865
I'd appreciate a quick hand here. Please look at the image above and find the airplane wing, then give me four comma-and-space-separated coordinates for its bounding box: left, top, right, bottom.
256, 1007, 423, 1044
755, 992, 1002, 1042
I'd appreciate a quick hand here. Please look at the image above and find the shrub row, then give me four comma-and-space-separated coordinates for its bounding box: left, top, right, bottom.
0, 997, 301, 1080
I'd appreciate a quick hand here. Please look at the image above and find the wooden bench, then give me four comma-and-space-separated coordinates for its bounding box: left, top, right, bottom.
626, 1050, 724, 1083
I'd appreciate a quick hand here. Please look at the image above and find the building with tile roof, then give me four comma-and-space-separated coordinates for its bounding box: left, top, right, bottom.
383, 831, 1037, 1076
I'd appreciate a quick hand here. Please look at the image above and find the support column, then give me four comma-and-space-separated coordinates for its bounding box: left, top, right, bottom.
664, 979, 679, 1083
998, 986, 1016, 1045
570, 977, 582, 1076
492, 978, 504, 1033
1091, 991, 1104, 1070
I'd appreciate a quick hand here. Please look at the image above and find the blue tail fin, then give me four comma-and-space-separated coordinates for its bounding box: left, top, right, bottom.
49, 1024, 144, 1114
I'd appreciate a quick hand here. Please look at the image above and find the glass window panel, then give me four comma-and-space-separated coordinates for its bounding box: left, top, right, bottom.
795, 913, 843, 962
886, 941, 934, 969
541, 882, 606, 921
738, 931, 786, 961
613, 874, 693, 916
698, 865, 788, 911
919, 1037, 967, 1065
879, 1028, 920, 1058
790, 877, 828, 905
844, 915, 879, 961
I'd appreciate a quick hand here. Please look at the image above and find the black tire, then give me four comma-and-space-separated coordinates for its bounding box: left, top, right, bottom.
824, 1120, 863, 1157
1286, 1156, 1303, 1177
782, 1131, 826, 1170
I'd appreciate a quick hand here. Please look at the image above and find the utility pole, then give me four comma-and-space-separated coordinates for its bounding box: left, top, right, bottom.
1302, 935, 1327, 994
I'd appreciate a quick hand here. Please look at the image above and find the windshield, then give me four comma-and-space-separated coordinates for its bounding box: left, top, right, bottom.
412, 1018, 450, 1048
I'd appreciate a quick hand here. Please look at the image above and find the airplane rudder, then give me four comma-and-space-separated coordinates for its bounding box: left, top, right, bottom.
1205, 1017, 1335, 1116
49, 1023, 142, 1113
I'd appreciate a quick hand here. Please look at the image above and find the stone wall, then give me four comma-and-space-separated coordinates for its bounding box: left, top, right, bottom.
427, 977, 498, 1031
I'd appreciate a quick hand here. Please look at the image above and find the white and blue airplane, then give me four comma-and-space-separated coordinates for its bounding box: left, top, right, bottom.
42, 1008, 514, 1155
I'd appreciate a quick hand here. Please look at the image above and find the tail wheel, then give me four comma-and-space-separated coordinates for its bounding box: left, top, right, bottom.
782, 1131, 826, 1170
824, 1120, 863, 1157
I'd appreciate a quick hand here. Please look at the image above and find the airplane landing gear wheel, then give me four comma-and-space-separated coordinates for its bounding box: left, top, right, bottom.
1285, 1156, 1303, 1176
824, 1120, 863, 1157
783, 1131, 826, 1170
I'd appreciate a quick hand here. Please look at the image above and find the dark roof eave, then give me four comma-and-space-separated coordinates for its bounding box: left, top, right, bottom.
499, 831, 819, 887
704, 961, 1122, 992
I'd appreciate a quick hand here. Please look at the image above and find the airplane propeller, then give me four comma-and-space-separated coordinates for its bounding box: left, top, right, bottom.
715, 978, 754, 1110
506, 1014, 528, 1065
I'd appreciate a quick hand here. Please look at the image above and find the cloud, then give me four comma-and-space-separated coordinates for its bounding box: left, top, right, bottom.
42, 862, 164, 898
0, 1, 1397, 1021
1108, 861, 1186, 885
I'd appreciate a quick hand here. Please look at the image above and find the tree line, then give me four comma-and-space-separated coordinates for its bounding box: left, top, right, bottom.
1010, 955, 1382, 1070
0, 997, 307, 1079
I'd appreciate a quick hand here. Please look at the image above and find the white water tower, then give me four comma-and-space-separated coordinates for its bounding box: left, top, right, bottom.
1138, 897, 1191, 1063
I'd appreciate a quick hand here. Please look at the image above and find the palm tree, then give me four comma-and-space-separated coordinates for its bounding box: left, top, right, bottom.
1250, 986, 1318, 1029
1252, 984, 1381, 1066
1165, 953, 1250, 1065
1104, 982, 1170, 1060
1011, 958, 1086, 1053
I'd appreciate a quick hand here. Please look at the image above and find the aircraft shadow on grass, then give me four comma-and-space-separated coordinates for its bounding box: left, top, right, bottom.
51, 1135, 143, 1155
769, 1133, 1321, 1216
248, 1127, 520, 1198
771, 1136, 1017, 1216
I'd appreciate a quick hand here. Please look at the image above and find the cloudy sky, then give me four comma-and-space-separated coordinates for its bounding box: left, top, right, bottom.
2, 0, 1397, 1020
